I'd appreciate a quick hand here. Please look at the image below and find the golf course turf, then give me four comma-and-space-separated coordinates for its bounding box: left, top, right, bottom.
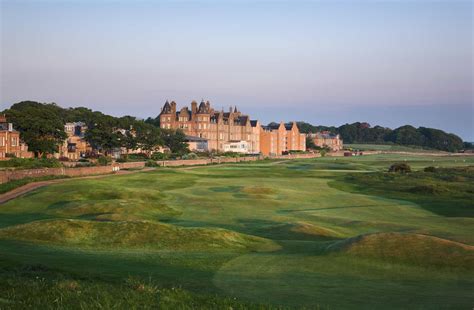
0, 154, 473, 309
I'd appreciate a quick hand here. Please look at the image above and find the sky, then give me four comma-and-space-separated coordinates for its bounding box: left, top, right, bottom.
1, 0, 473, 140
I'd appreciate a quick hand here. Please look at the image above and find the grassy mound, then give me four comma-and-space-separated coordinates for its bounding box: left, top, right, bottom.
48, 199, 180, 222
0, 219, 279, 252
327, 232, 474, 269
254, 221, 342, 241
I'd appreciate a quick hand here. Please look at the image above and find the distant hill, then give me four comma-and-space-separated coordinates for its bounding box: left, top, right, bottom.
293, 121, 468, 152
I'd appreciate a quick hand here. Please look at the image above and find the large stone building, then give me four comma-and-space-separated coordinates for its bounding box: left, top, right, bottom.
159, 100, 305, 156
159, 100, 261, 153
307, 131, 343, 151
260, 122, 306, 156
0, 115, 32, 160
58, 122, 91, 160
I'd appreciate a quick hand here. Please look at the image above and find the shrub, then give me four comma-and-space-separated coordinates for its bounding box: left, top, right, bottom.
78, 158, 89, 163
5, 153, 16, 158
151, 152, 169, 160
424, 166, 437, 173
182, 152, 198, 160
97, 156, 112, 166
0, 158, 62, 169
388, 163, 411, 173
128, 153, 148, 161
115, 157, 128, 163
145, 160, 159, 167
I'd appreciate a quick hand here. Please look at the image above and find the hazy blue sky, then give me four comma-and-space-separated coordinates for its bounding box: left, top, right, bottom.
1, 0, 472, 140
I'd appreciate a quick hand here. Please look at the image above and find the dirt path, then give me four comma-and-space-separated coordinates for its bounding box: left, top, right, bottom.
0, 168, 155, 205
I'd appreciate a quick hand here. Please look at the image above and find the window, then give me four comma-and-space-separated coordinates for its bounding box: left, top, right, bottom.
0, 137, 4, 146
11, 137, 18, 147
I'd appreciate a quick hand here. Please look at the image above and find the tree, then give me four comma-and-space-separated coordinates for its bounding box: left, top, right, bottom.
134, 123, 163, 157
387, 125, 424, 146
84, 124, 122, 155
5, 101, 67, 157
306, 137, 317, 150
162, 129, 189, 155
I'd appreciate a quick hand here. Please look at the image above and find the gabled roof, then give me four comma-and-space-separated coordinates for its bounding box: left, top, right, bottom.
239, 115, 249, 125
197, 100, 210, 114
250, 120, 259, 127
161, 100, 172, 114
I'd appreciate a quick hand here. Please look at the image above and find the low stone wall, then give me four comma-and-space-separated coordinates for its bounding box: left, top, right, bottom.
271, 153, 320, 159
0, 165, 119, 184
117, 162, 146, 169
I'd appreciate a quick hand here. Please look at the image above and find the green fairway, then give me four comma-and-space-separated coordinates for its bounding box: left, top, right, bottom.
0, 154, 473, 309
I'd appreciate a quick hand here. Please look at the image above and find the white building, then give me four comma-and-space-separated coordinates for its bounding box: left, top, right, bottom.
223, 140, 249, 153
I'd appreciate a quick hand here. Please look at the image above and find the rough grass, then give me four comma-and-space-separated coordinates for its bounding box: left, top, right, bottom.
0, 219, 278, 252
331, 166, 474, 217
0, 267, 273, 310
327, 232, 474, 270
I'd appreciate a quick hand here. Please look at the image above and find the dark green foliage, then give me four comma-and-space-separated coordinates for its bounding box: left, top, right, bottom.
424, 166, 437, 173
306, 137, 317, 150
417, 127, 464, 152
388, 163, 412, 173
162, 129, 189, 155
338, 122, 390, 144
132, 123, 163, 157
2, 101, 189, 158
296, 120, 465, 152
151, 152, 169, 160
97, 156, 111, 166
182, 152, 198, 160
386, 125, 425, 145
296, 122, 336, 134
145, 159, 159, 167
5, 101, 67, 157
0, 158, 61, 169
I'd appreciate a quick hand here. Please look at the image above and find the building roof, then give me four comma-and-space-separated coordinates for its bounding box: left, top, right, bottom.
309, 132, 339, 139
197, 100, 210, 114
161, 100, 172, 114
250, 120, 258, 127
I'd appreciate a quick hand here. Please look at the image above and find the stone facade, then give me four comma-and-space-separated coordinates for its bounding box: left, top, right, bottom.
0, 115, 33, 160
58, 122, 91, 160
260, 122, 306, 156
159, 100, 305, 155
159, 100, 261, 153
307, 131, 343, 151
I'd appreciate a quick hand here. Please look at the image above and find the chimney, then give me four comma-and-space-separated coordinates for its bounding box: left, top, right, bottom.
191, 101, 197, 115
206, 101, 210, 111
171, 101, 177, 114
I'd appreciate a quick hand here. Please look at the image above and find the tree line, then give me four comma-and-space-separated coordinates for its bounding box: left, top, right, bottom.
3, 101, 189, 158
296, 121, 469, 152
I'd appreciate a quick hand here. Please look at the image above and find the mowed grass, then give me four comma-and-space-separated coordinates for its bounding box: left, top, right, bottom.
0, 154, 473, 309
